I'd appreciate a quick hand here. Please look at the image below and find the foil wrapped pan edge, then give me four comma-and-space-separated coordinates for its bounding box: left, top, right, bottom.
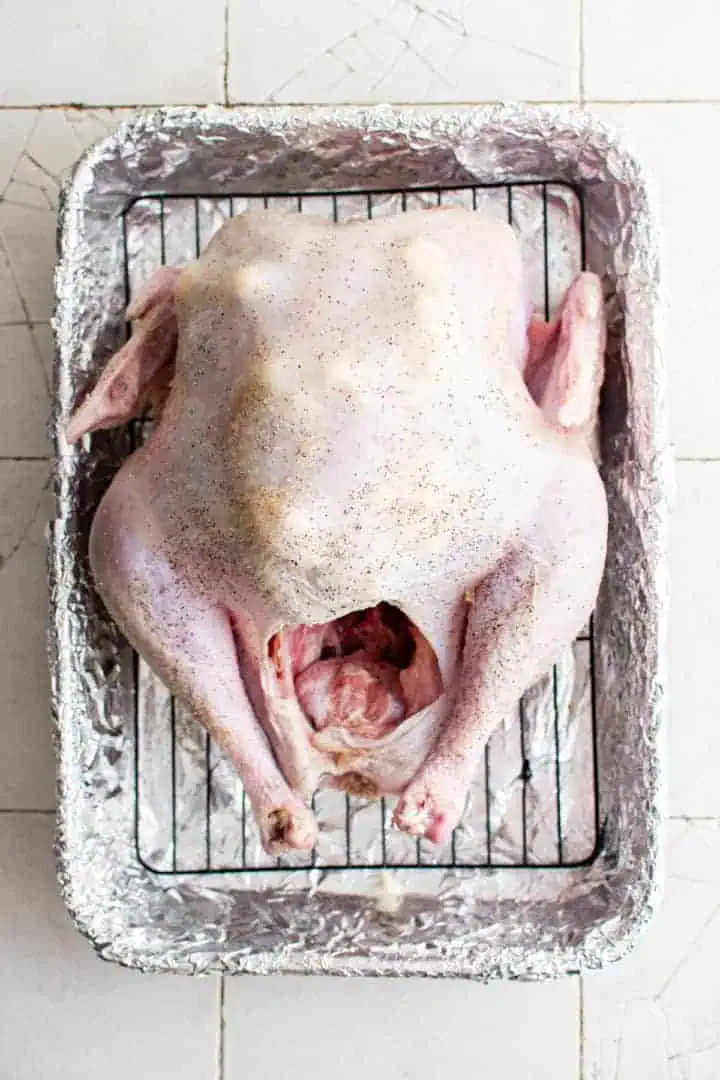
50, 103, 667, 978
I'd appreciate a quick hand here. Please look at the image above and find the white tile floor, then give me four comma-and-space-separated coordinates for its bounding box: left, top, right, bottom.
0, 4, 714, 1078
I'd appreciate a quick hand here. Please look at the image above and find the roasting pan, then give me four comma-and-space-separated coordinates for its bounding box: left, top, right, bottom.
50, 105, 666, 978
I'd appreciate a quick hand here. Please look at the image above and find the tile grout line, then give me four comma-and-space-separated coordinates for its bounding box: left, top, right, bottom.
669, 815, 720, 821
578, 975, 585, 1080
0, 321, 52, 328
674, 456, 720, 463
216, 975, 226, 1080
578, 0, 585, 106
222, 0, 230, 107
3, 99, 720, 111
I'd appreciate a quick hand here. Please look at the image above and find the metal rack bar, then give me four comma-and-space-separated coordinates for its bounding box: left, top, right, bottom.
126, 179, 599, 876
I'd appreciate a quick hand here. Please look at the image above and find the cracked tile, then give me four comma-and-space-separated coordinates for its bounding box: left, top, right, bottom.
0, 815, 218, 1076
225, 971, 580, 1079
0, 111, 36, 194
4, 179, 56, 212
0, 325, 50, 456
0, 0, 224, 105
0, 241, 25, 322
23, 109, 124, 182
0, 462, 54, 810
228, 0, 580, 104
583, 820, 720, 1080
591, 104, 720, 459
0, 199, 56, 322
62, 108, 125, 145
32, 321, 54, 395
0, 109, 128, 323
11, 155, 62, 212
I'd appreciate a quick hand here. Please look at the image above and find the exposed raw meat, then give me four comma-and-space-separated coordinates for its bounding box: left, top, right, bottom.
271, 603, 443, 741
66, 206, 607, 854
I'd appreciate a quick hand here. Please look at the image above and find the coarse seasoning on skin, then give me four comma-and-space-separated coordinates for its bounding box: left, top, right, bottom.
67, 205, 607, 855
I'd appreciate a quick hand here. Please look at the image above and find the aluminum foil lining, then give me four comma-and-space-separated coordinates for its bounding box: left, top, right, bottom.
129, 181, 595, 881
50, 104, 667, 979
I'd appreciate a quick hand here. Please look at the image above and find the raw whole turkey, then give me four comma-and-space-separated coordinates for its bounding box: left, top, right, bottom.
66, 206, 607, 854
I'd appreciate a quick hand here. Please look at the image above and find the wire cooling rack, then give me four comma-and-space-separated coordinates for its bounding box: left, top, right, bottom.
124, 181, 600, 875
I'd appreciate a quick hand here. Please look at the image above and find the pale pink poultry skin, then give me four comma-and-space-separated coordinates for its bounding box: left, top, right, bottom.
66, 206, 607, 855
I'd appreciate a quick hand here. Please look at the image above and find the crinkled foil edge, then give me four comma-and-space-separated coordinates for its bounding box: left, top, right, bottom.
50, 103, 668, 978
